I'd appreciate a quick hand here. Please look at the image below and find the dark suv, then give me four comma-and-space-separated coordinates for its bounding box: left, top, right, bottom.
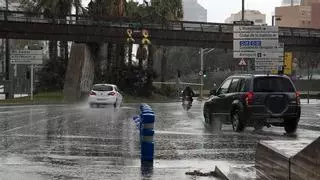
203, 74, 301, 133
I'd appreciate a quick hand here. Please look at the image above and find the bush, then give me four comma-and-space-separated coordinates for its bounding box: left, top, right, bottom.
37, 57, 67, 92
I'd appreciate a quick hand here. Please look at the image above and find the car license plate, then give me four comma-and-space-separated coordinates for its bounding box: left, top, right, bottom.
97, 98, 106, 101
267, 118, 284, 123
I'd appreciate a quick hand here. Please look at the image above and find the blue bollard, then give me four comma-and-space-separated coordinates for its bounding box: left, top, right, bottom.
140, 105, 155, 162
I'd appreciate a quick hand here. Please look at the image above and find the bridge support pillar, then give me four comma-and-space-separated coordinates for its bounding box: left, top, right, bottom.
63, 43, 94, 102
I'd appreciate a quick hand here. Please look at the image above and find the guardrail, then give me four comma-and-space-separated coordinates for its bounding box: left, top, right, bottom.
1, 10, 320, 38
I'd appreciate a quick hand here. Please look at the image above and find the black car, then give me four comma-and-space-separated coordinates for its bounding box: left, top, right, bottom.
203, 74, 301, 133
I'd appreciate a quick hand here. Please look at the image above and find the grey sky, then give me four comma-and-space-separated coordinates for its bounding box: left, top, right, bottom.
82, 0, 282, 25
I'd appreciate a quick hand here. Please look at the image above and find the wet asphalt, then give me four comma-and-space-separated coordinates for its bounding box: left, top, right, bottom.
0, 101, 319, 180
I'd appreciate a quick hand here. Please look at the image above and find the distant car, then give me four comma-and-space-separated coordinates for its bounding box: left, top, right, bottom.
203, 74, 301, 133
88, 84, 123, 108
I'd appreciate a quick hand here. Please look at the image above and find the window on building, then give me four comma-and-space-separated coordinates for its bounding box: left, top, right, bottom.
255, 19, 263, 23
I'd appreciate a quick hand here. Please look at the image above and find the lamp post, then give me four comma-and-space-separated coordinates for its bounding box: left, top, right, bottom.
199, 48, 215, 100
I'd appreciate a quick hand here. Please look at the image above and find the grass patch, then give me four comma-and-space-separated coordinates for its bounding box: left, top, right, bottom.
0, 91, 65, 105
0, 91, 176, 105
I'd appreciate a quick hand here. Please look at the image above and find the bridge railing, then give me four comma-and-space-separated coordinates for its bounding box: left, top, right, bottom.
1, 10, 320, 38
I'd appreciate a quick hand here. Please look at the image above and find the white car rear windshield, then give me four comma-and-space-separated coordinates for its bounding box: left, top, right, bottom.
93, 85, 113, 91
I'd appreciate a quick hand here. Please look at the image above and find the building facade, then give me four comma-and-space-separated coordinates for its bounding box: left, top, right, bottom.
276, 0, 320, 28
301, 0, 320, 5
183, 0, 207, 22
275, 5, 312, 28
282, 0, 301, 6
225, 10, 266, 25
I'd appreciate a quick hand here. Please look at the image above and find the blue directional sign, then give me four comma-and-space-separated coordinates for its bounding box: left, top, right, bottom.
239, 40, 262, 47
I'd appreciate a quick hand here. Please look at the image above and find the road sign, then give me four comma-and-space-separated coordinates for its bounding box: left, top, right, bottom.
233, 26, 278, 32
233, 25, 279, 59
239, 59, 247, 66
255, 66, 279, 72
234, 51, 283, 58
10, 49, 43, 64
233, 40, 279, 51
233, 21, 254, 26
255, 61, 283, 67
233, 32, 279, 39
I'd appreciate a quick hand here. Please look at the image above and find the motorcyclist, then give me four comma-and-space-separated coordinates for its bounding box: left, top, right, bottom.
182, 86, 195, 102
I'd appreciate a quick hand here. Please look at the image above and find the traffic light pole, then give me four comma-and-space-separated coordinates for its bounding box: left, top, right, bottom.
200, 48, 204, 100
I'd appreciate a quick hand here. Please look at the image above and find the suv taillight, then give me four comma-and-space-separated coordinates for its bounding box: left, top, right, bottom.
244, 91, 254, 106
108, 92, 116, 96
89, 91, 96, 96
296, 91, 301, 105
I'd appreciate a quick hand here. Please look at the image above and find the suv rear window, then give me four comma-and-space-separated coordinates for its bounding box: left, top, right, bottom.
93, 85, 113, 91
253, 77, 295, 92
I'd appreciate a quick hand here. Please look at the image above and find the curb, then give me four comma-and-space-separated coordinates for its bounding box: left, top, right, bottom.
298, 124, 320, 131
214, 166, 229, 180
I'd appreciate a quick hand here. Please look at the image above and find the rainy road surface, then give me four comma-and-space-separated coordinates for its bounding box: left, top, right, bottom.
0, 101, 319, 180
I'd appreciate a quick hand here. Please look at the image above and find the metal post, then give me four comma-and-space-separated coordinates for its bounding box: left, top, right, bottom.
30, 65, 34, 100
4, 0, 13, 99
242, 0, 245, 21
200, 48, 204, 100
5, 0, 8, 21
272, 16, 275, 26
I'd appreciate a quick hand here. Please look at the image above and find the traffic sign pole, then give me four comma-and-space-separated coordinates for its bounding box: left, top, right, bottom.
30, 65, 34, 101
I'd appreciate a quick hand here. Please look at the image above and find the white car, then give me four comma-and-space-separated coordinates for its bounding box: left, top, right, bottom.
88, 84, 123, 108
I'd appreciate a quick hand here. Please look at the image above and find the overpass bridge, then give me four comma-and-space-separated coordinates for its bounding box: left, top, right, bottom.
0, 10, 320, 51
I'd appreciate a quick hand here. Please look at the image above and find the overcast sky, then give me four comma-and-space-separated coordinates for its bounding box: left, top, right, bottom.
82, 0, 283, 25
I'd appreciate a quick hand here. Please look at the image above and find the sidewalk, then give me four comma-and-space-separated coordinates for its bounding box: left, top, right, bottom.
299, 103, 320, 130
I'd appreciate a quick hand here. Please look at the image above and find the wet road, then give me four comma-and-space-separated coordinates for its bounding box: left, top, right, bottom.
0, 102, 319, 180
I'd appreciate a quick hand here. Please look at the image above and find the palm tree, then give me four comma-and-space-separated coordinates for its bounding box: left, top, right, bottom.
20, 0, 83, 62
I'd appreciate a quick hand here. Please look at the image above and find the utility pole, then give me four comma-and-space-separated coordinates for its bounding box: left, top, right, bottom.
5, 0, 13, 99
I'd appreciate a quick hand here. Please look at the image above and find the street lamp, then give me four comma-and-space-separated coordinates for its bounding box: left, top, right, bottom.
199, 48, 215, 100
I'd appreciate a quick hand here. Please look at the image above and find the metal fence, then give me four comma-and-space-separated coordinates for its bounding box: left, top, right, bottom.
1, 10, 320, 37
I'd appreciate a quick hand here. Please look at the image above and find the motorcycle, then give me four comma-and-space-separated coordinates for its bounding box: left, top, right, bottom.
182, 96, 192, 111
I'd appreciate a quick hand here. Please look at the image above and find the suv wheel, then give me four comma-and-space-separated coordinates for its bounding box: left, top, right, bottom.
231, 109, 245, 132
204, 107, 221, 131
284, 118, 298, 134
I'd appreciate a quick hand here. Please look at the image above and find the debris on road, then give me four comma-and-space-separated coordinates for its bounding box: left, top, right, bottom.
185, 170, 219, 177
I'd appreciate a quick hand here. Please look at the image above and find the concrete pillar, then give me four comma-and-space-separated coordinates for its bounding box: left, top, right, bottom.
63, 43, 95, 102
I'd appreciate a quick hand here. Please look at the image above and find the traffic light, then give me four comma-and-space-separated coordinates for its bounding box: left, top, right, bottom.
177, 69, 181, 78
203, 68, 207, 78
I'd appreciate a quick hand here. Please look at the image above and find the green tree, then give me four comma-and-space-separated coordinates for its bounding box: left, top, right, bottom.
20, 0, 84, 62
150, 0, 183, 85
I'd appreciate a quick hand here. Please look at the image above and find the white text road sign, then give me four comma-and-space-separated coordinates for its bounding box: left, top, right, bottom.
233, 32, 279, 39
10, 60, 43, 64
234, 51, 283, 58
255, 61, 283, 67
233, 40, 279, 50
255, 66, 278, 72
10, 49, 43, 64
10, 50, 42, 55
10, 54, 43, 60
256, 52, 283, 58
233, 26, 278, 32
